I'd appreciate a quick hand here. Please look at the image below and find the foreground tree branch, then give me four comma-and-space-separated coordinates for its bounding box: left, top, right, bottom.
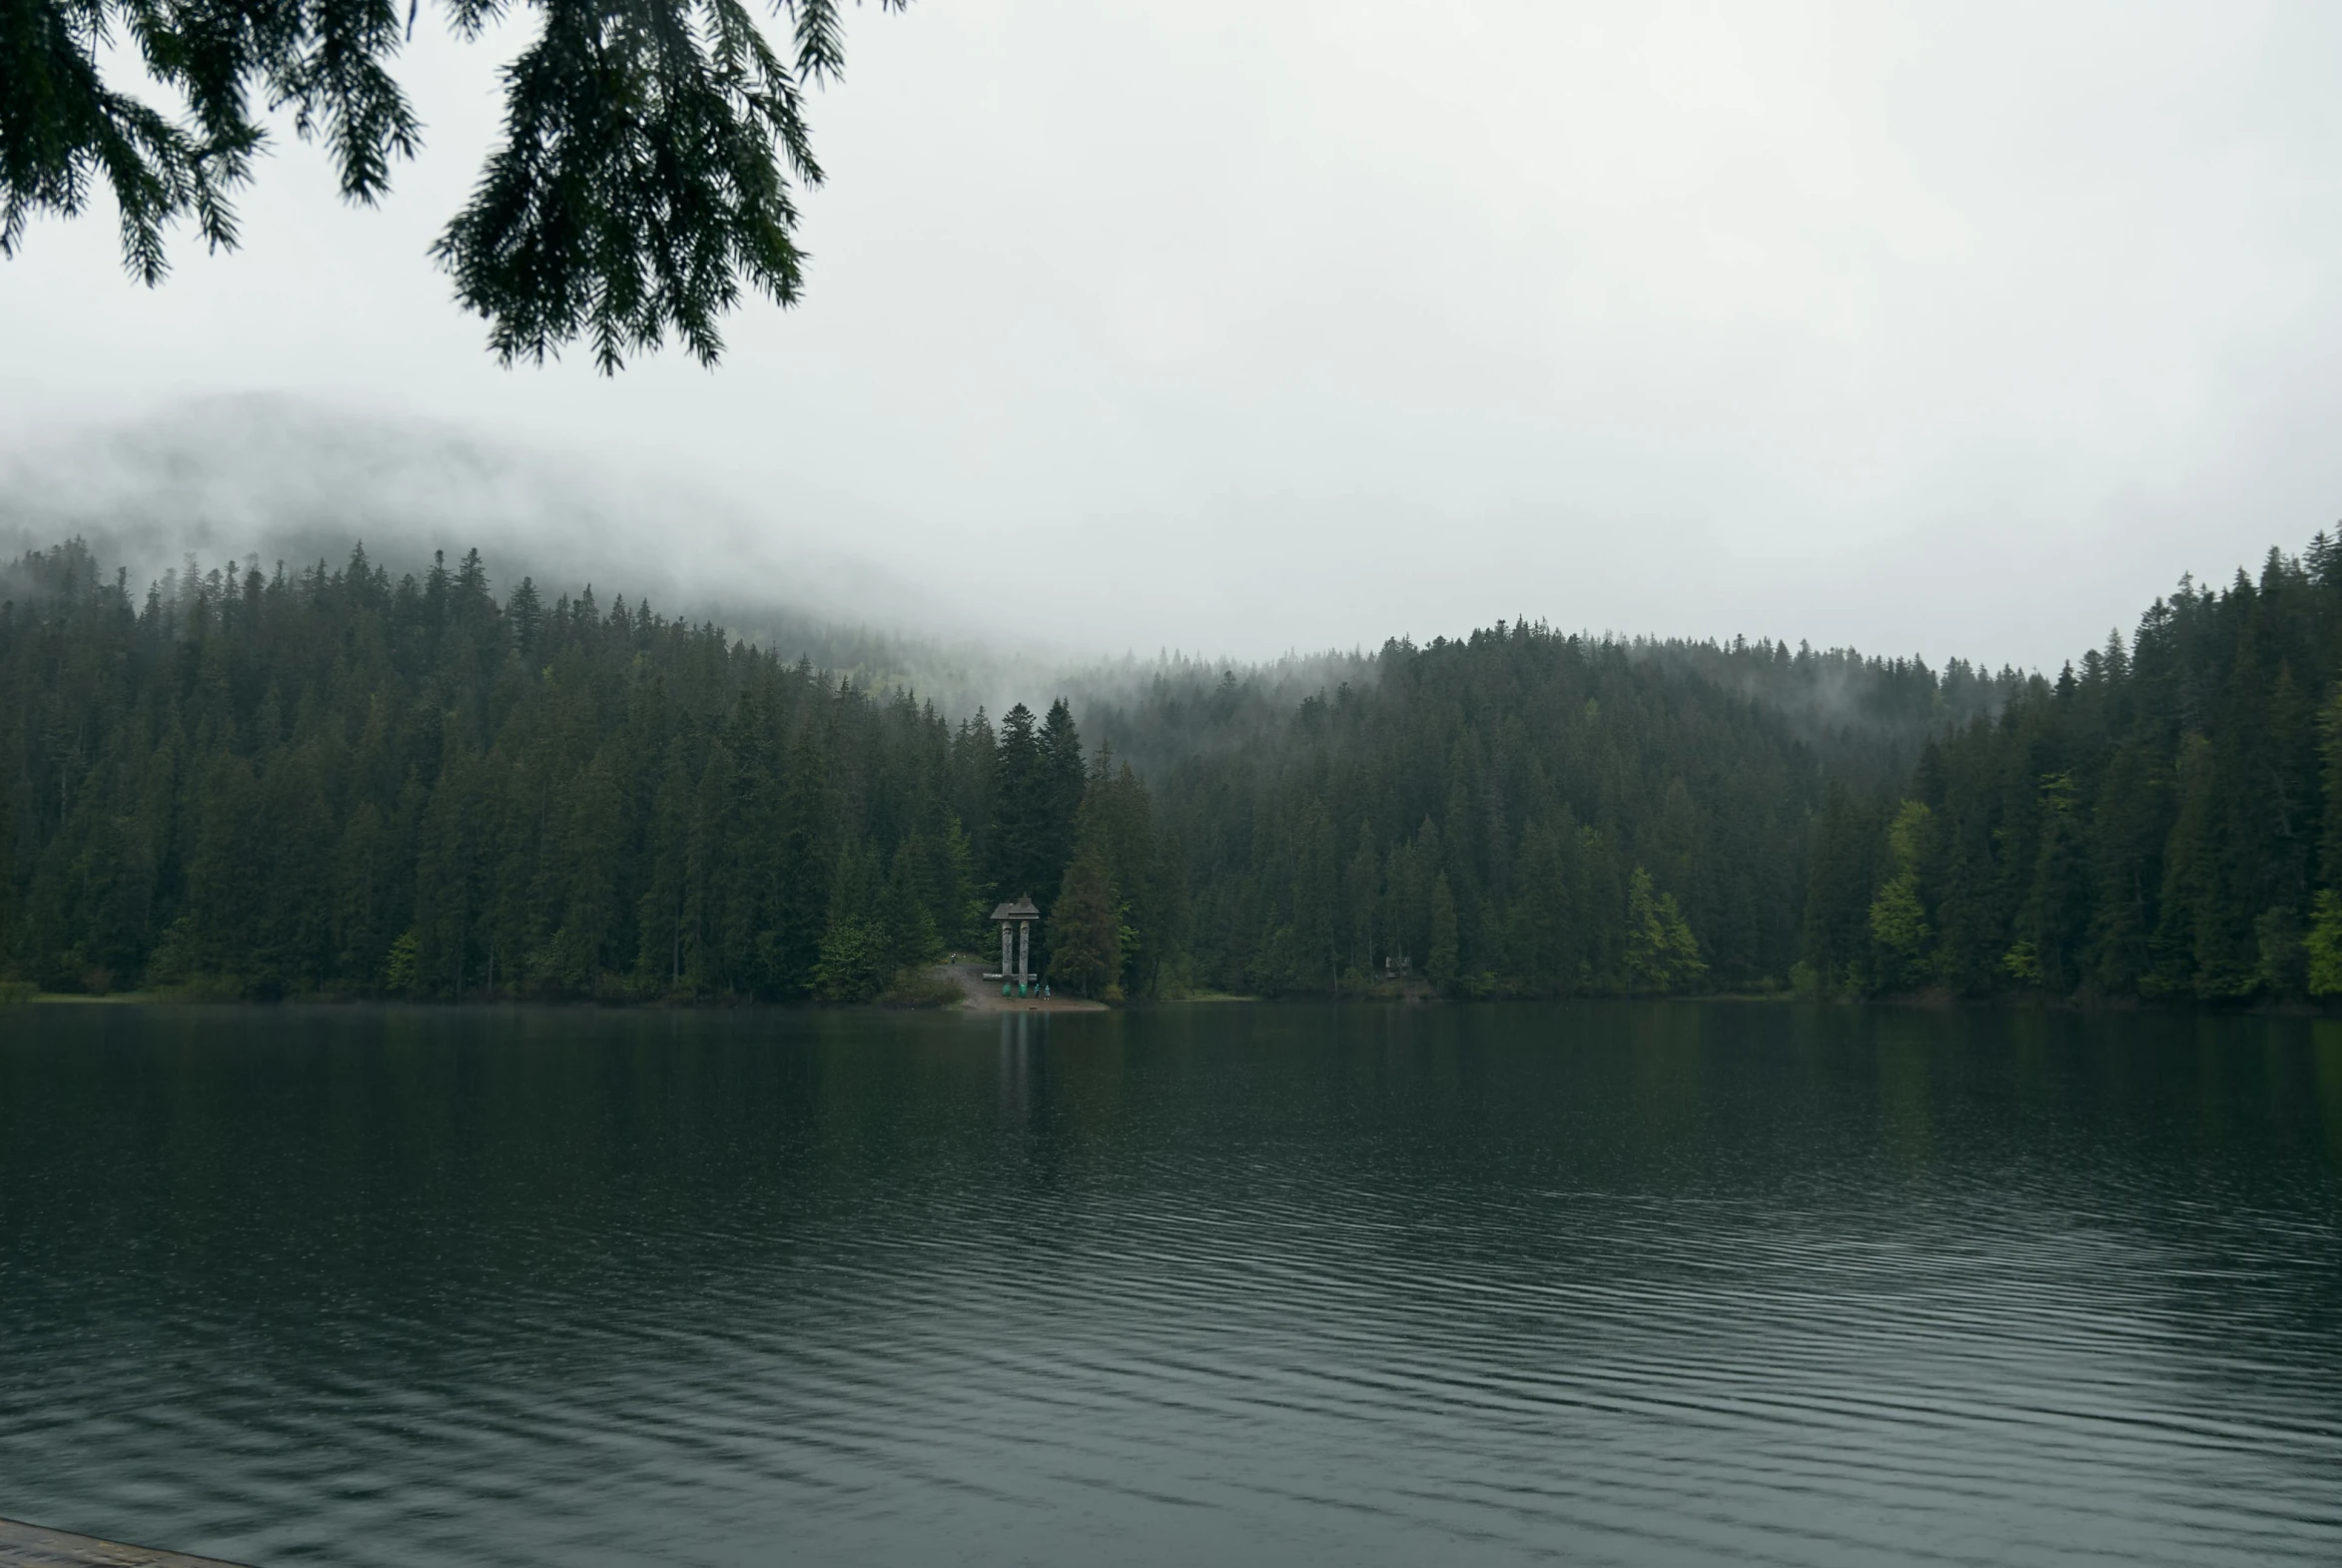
0, 0, 901, 370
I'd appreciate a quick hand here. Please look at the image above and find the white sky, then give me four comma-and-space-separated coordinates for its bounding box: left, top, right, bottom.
7, 0, 2342, 669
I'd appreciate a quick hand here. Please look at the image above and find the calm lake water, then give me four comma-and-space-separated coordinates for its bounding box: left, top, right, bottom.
3, 1002, 2339, 1567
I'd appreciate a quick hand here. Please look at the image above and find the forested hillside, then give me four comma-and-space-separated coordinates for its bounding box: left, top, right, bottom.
1803, 542, 2342, 1004
0, 542, 1126, 1001
10, 531, 2339, 1007
1084, 629, 2009, 997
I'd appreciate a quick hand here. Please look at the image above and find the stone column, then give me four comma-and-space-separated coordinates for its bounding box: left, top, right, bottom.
1000, 921, 1013, 977
1018, 920, 1031, 986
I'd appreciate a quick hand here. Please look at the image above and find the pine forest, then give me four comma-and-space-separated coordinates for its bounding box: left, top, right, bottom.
7, 533, 2342, 1008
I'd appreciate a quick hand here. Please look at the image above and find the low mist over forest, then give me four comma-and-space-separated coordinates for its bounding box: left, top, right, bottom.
18, 521, 2335, 1009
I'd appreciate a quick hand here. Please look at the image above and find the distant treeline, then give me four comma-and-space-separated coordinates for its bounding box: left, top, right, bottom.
1087, 627, 2009, 999
0, 543, 1153, 1002
1803, 545, 2342, 1003
5, 533, 2335, 1006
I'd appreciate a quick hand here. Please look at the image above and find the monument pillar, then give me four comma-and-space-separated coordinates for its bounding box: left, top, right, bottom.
989, 896, 1043, 995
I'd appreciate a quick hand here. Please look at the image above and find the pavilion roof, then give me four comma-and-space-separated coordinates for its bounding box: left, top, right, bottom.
990, 897, 1041, 921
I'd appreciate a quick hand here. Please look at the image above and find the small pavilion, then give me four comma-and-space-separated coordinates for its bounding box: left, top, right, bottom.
990, 896, 1041, 995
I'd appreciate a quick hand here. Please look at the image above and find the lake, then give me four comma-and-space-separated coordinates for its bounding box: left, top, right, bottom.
2, 1002, 2338, 1566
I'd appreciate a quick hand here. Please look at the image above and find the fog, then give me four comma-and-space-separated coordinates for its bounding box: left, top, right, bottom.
7, 1, 2342, 672
0, 397, 957, 641
0, 398, 1349, 718
0, 398, 1051, 716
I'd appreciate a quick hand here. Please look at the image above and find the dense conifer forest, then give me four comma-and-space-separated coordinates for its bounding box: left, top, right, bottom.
0, 542, 1105, 1002
1801, 542, 2342, 1004
5, 532, 2341, 1006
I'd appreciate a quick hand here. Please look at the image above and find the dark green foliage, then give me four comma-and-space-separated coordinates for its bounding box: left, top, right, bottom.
1864, 800, 1933, 992
1800, 535, 2342, 1003
1046, 852, 1119, 1000
1, 0, 897, 367
1426, 872, 1458, 993
20, 529, 2341, 1010
988, 702, 1046, 901
0, 538, 1087, 1000
988, 698, 1085, 970
1620, 867, 1704, 993
811, 844, 891, 1002
1059, 749, 1171, 998
1078, 623, 1994, 998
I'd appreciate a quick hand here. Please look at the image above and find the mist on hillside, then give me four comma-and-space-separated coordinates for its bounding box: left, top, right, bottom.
9, 401, 2049, 719
0, 399, 2051, 756
0, 401, 1406, 730
0, 397, 1073, 716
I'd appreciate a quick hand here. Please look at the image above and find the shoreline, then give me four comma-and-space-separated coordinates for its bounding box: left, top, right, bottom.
11, 986, 2342, 1017
930, 961, 1108, 1014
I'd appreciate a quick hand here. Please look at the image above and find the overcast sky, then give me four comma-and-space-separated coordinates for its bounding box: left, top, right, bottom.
7, 1, 2342, 669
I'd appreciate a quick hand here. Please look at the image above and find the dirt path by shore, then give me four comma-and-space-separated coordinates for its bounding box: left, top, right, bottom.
934, 961, 1108, 1013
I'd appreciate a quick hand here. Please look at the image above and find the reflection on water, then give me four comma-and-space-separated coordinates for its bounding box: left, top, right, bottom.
2, 1003, 2338, 1567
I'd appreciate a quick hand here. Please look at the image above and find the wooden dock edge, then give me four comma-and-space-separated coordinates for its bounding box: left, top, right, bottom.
0, 1519, 252, 1568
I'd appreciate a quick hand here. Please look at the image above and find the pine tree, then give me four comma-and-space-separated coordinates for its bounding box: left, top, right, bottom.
812, 843, 889, 1002
1427, 873, 1459, 994
879, 840, 941, 974
1866, 799, 1935, 991
991, 703, 1047, 905
1048, 853, 1121, 1000
2306, 891, 2342, 996
1621, 867, 1705, 994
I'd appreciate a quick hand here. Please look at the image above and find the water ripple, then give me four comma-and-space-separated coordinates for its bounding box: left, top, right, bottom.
3, 1002, 2339, 1566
